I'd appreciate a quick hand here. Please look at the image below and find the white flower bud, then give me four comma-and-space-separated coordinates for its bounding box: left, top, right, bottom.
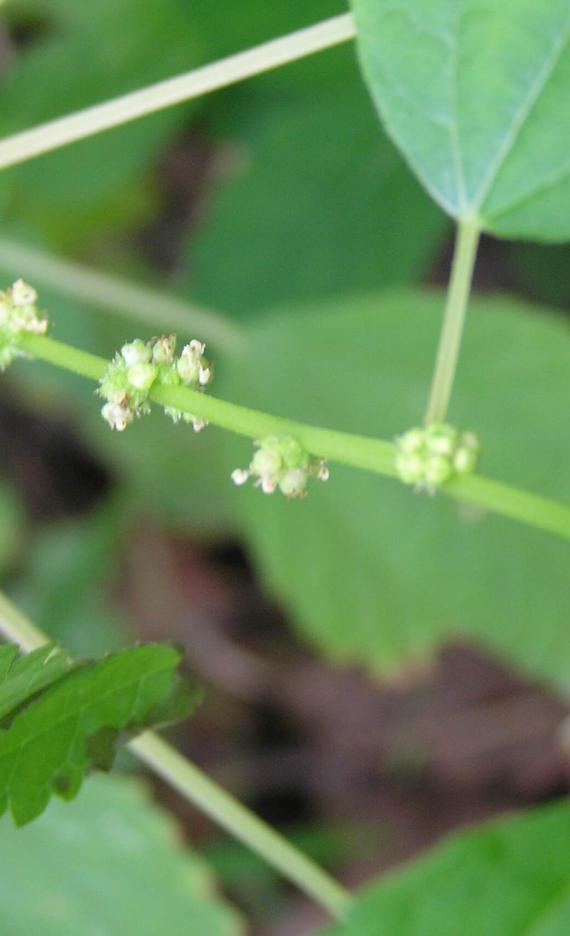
251, 446, 282, 478
101, 402, 132, 431
10, 279, 38, 307
232, 436, 328, 498
279, 468, 308, 498
121, 339, 151, 367
260, 475, 277, 495
177, 351, 200, 384
191, 417, 208, 433
198, 365, 211, 386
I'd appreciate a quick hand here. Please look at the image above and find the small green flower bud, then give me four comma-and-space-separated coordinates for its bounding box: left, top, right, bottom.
280, 437, 309, 470
424, 454, 453, 487
398, 428, 426, 454
396, 451, 425, 485
99, 333, 212, 432
396, 422, 480, 490
232, 436, 329, 498
426, 423, 457, 457
127, 361, 157, 391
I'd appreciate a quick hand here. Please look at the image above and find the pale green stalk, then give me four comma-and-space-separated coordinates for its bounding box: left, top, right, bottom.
18, 332, 570, 543
425, 219, 481, 425
0, 15, 355, 171
0, 590, 351, 920
0, 237, 243, 354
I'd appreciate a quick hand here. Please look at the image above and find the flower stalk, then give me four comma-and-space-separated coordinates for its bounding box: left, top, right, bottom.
425, 219, 481, 426
14, 330, 570, 544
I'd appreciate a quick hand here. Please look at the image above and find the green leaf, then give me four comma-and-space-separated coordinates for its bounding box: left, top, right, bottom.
0, 644, 72, 722
323, 801, 570, 936
220, 290, 570, 686
185, 53, 446, 319
0, 643, 201, 825
0, 773, 241, 935
351, 0, 570, 240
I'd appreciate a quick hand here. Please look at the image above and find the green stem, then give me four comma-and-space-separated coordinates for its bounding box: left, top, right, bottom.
0, 15, 355, 171
17, 332, 570, 544
425, 219, 481, 425
130, 733, 350, 919
0, 590, 351, 921
0, 237, 243, 355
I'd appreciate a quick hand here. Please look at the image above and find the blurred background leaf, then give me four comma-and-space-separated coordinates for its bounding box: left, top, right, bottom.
181, 59, 447, 319
0, 773, 241, 934
219, 290, 570, 687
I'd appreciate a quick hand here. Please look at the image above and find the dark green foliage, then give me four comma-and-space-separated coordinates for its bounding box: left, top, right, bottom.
0, 642, 200, 825
324, 801, 570, 935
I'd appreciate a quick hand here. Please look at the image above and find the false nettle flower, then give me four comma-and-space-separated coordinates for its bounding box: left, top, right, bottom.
232, 435, 329, 498
0, 279, 48, 370
162, 339, 211, 431
395, 423, 480, 492
97, 335, 212, 431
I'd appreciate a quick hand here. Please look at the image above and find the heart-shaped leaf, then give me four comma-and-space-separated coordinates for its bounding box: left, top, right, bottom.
351, 0, 570, 240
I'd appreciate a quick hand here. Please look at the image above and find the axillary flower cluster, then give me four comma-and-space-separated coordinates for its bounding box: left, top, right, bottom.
0, 279, 48, 369
232, 435, 329, 498
395, 422, 480, 492
97, 336, 211, 432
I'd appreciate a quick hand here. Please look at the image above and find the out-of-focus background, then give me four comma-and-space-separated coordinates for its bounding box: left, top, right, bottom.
1, 2, 570, 933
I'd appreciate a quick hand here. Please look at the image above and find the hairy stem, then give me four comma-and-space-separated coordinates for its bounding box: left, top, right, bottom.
17, 332, 570, 544
0, 15, 355, 171
425, 219, 481, 425
0, 590, 351, 920
0, 237, 243, 354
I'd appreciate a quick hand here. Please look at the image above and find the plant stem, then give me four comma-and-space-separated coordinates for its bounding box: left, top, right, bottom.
0, 15, 355, 171
17, 331, 570, 544
130, 733, 351, 919
425, 219, 481, 425
0, 590, 351, 920
0, 237, 243, 355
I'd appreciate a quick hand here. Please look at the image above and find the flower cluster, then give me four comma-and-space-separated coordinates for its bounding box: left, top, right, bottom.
97, 335, 211, 431
395, 423, 480, 492
231, 435, 329, 498
0, 279, 48, 370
